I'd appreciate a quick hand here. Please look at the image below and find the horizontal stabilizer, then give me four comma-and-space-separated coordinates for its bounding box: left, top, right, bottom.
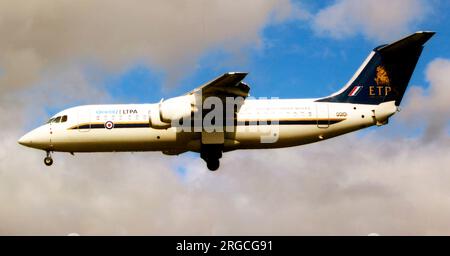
375, 31, 435, 54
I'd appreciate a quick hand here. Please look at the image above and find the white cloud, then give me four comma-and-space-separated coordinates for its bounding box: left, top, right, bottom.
399, 58, 450, 141
0, 0, 295, 93
312, 0, 430, 41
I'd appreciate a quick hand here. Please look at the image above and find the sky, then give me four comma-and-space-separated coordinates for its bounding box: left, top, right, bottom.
0, 0, 450, 235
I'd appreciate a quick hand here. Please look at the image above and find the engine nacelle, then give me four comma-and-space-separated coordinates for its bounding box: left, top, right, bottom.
149, 95, 195, 129
159, 95, 195, 123
149, 106, 171, 129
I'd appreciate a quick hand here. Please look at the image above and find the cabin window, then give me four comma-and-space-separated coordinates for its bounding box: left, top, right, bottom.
61, 115, 68, 122
54, 116, 62, 123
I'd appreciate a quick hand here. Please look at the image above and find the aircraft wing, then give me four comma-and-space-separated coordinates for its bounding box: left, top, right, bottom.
187, 72, 250, 98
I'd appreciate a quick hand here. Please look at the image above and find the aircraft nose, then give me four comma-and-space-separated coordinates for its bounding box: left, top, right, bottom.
18, 126, 50, 149
18, 133, 31, 146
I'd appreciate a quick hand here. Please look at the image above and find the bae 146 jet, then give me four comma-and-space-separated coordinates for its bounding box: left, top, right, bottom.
18, 32, 435, 171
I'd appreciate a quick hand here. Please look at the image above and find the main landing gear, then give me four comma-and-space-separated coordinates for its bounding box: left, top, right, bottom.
201, 144, 223, 172
44, 151, 53, 166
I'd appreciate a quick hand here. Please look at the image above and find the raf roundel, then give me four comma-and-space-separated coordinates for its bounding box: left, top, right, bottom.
105, 121, 114, 130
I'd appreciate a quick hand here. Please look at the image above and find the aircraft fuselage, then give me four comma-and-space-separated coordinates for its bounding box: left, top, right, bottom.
19, 99, 397, 153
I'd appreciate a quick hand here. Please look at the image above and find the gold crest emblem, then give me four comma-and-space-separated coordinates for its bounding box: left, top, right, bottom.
374, 66, 390, 86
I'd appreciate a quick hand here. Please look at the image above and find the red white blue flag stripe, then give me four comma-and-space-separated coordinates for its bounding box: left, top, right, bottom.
348, 86, 363, 96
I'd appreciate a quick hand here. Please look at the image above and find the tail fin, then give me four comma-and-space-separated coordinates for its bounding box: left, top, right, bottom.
317, 31, 435, 106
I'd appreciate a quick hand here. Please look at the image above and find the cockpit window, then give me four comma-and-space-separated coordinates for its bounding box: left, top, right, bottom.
46, 115, 67, 124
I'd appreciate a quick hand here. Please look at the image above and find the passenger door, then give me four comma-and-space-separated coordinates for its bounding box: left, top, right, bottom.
77, 109, 91, 132
316, 103, 329, 128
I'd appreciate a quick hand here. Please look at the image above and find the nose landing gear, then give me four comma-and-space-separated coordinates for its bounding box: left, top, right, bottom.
44, 151, 53, 166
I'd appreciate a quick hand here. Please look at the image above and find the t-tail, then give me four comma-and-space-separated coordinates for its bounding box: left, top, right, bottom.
317, 31, 435, 106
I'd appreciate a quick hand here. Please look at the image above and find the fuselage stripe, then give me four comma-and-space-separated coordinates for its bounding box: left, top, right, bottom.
69, 119, 345, 130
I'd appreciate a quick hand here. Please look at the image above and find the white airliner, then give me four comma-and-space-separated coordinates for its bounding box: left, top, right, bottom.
18, 32, 434, 171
